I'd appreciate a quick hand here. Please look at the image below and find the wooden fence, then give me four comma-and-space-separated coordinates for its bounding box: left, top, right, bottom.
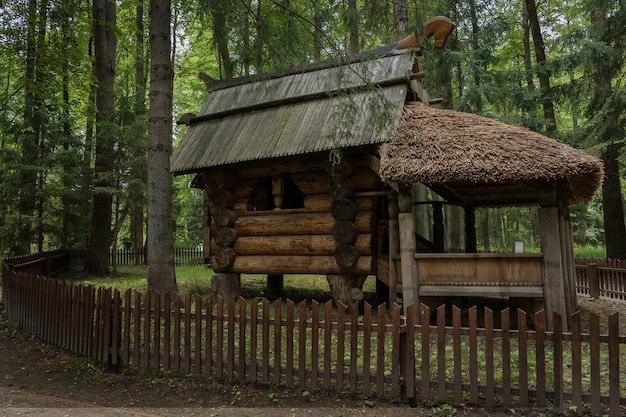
2, 253, 625, 416
575, 259, 626, 301
109, 247, 204, 267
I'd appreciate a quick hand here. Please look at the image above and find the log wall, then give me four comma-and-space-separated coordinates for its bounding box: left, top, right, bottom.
202, 156, 382, 276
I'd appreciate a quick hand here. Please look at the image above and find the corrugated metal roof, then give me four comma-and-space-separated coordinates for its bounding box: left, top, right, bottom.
171, 52, 414, 174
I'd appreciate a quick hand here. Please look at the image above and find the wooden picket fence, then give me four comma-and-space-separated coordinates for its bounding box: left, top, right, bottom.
575, 259, 626, 301
2, 255, 625, 416
109, 247, 204, 267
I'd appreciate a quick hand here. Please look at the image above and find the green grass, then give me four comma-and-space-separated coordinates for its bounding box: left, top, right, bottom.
573, 245, 607, 259
71, 265, 378, 303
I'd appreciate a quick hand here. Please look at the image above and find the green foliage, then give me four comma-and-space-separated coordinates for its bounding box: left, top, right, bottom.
0, 0, 623, 258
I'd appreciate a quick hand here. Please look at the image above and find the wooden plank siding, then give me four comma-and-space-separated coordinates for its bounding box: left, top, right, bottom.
2, 254, 626, 416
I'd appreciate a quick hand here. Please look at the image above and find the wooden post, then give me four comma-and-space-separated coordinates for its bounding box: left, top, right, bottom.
432, 201, 444, 251
211, 273, 241, 299
398, 188, 419, 322
539, 205, 567, 330
464, 206, 477, 253
559, 206, 574, 321
326, 275, 366, 307
588, 263, 599, 299
272, 175, 284, 209
562, 208, 577, 314
266, 274, 284, 296
388, 193, 400, 307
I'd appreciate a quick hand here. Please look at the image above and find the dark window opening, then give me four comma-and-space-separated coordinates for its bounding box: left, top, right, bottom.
248, 175, 305, 211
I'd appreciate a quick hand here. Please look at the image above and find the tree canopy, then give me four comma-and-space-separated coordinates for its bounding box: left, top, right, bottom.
0, 0, 623, 261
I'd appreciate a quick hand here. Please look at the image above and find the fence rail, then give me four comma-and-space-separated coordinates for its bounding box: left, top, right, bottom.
2, 251, 625, 416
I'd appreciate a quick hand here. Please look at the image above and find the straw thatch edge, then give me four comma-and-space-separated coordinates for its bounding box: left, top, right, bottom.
379, 103, 603, 204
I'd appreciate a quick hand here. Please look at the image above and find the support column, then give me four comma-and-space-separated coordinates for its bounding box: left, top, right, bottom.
464, 207, 477, 253
267, 176, 284, 295
538, 184, 567, 330
432, 201, 444, 251
559, 205, 576, 319
399, 188, 419, 322
388, 193, 400, 308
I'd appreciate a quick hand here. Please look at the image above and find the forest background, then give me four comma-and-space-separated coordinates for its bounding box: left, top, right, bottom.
1, 0, 625, 277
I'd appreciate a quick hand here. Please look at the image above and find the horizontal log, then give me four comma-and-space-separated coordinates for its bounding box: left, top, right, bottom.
351, 167, 380, 190
232, 194, 375, 215
232, 201, 317, 216
234, 212, 372, 236
215, 234, 372, 256
291, 170, 331, 195
304, 194, 374, 212
230, 255, 374, 275
235, 158, 328, 180
324, 158, 355, 176
201, 169, 237, 192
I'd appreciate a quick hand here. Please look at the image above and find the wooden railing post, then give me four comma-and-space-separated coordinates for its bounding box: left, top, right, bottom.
588, 263, 600, 299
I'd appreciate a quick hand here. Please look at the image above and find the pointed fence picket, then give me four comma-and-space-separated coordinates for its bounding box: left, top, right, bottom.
2, 253, 626, 416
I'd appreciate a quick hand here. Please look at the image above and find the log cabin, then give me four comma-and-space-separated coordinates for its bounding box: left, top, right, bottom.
170, 17, 603, 329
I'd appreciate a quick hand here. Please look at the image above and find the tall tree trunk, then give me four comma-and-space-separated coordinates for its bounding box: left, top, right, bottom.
255, 0, 264, 72
130, 0, 146, 260
87, 0, 117, 275
61, 0, 73, 249
524, 0, 557, 134
590, 3, 626, 260
392, 0, 408, 36
468, 0, 483, 113
147, 0, 177, 293
16, 0, 40, 254
313, 0, 322, 61
521, 2, 535, 92
347, 0, 359, 54
601, 144, 626, 259
83, 38, 96, 237
212, 0, 234, 79
35, 0, 48, 253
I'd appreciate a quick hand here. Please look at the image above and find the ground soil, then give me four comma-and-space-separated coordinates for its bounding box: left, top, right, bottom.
0, 293, 624, 417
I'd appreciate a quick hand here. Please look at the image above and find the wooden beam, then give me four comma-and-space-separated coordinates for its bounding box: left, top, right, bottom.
230, 255, 373, 275
398, 189, 419, 322
539, 206, 567, 331
388, 194, 400, 308
419, 285, 544, 298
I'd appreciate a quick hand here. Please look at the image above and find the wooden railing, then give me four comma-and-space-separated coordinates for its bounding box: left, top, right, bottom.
2, 252, 625, 416
2, 249, 87, 277
575, 259, 626, 301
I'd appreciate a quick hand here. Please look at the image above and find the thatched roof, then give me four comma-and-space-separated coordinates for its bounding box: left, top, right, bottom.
379, 103, 604, 206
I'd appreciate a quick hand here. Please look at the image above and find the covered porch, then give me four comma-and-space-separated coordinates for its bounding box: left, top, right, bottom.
379, 103, 603, 330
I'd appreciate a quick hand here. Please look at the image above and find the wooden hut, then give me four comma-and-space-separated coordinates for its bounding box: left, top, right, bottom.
170, 19, 603, 328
